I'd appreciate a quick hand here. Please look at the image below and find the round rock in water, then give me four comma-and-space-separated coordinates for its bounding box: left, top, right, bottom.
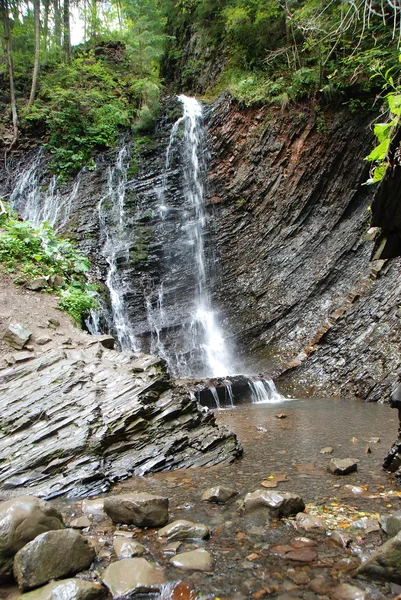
328, 458, 358, 475
18, 578, 107, 600
170, 548, 214, 572
104, 493, 169, 527
113, 537, 146, 559
332, 583, 371, 600
243, 490, 305, 518
201, 486, 237, 504
14, 529, 95, 591
158, 520, 210, 541
101, 558, 166, 596
0, 496, 64, 580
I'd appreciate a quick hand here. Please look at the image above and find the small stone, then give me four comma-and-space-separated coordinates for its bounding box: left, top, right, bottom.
201, 486, 237, 503
290, 537, 317, 548
328, 458, 358, 475
101, 558, 166, 596
104, 493, 169, 528
295, 513, 325, 531
0, 496, 64, 580
285, 548, 318, 562
243, 490, 305, 518
170, 548, 213, 572
320, 447, 334, 454
113, 537, 146, 558
14, 529, 95, 591
18, 578, 107, 600
274, 413, 287, 419
13, 352, 34, 363
369, 437, 380, 444
70, 517, 91, 529
332, 583, 370, 600
35, 337, 52, 346
81, 499, 104, 516
26, 278, 49, 291
344, 485, 366, 495
287, 570, 310, 585
47, 318, 60, 328
158, 520, 210, 541
309, 576, 334, 595
3, 324, 32, 350
330, 531, 352, 548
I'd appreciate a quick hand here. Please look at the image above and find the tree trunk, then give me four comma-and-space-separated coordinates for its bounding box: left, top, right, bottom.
90, 0, 97, 37
0, 0, 18, 147
63, 0, 71, 60
53, 0, 61, 47
43, 0, 50, 49
28, 0, 40, 108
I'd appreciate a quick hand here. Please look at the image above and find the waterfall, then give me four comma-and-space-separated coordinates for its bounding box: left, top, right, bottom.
249, 379, 285, 404
97, 144, 139, 351
144, 94, 234, 378
9, 150, 81, 229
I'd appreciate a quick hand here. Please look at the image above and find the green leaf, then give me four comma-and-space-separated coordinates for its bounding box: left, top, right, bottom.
373, 162, 389, 182
387, 94, 401, 116
373, 120, 397, 143
366, 138, 390, 162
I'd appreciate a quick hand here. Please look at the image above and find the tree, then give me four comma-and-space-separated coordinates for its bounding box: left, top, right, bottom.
28, 0, 40, 108
63, 0, 71, 60
0, 0, 18, 147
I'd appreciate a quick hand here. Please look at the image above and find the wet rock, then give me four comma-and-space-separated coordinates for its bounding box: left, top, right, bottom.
14, 529, 95, 591
201, 486, 237, 503
353, 517, 379, 532
327, 458, 358, 475
295, 513, 325, 531
243, 490, 305, 518
81, 499, 104, 517
285, 548, 318, 562
26, 278, 49, 291
0, 496, 64, 580
101, 558, 166, 596
309, 576, 334, 595
287, 569, 310, 585
18, 578, 107, 600
170, 548, 213, 571
70, 517, 91, 529
290, 537, 317, 548
104, 493, 168, 527
319, 447, 334, 454
330, 531, 352, 548
332, 583, 370, 600
333, 557, 360, 573
158, 520, 210, 541
343, 485, 366, 495
163, 541, 182, 556
87, 335, 115, 350
356, 529, 401, 583
3, 324, 32, 350
113, 537, 146, 558
380, 511, 401, 538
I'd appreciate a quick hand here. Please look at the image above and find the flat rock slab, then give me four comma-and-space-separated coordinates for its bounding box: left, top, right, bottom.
243, 490, 305, 518
158, 520, 210, 541
170, 549, 214, 572
0, 496, 64, 580
356, 528, 401, 583
101, 558, 166, 596
328, 458, 358, 475
104, 493, 168, 527
18, 578, 107, 600
113, 538, 146, 558
0, 347, 241, 498
3, 324, 32, 350
201, 486, 237, 503
14, 529, 96, 591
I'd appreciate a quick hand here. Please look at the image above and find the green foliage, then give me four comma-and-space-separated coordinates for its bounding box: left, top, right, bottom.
0, 202, 97, 323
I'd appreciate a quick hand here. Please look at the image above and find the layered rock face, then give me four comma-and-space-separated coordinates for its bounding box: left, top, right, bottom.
0, 343, 241, 498
206, 94, 401, 400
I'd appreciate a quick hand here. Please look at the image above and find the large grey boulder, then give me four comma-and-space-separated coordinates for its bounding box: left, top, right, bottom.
327, 458, 358, 475
3, 324, 32, 350
158, 520, 210, 541
356, 528, 401, 583
14, 529, 95, 591
18, 578, 107, 600
0, 496, 64, 580
104, 493, 168, 527
101, 558, 166, 597
170, 549, 214, 571
242, 489, 305, 518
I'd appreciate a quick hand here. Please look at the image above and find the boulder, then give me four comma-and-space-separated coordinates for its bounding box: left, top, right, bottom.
158, 520, 210, 541
87, 335, 115, 350
201, 486, 237, 503
3, 324, 32, 350
101, 558, 166, 596
327, 458, 358, 475
0, 496, 64, 580
242, 490, 305, 518
170, 548, 214, 571
18, 578, 107, 600
356, 528, 401, 583
14, 529, 95, 591
104, 493, 169, 527
35, 337, 52, 346
113, 538, 146, 558
379, 511, 401, 538
26, 278, 49, 291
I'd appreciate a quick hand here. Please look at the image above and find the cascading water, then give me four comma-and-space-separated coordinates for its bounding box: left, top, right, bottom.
144, 95, 235, 378
97, 144, 139, 351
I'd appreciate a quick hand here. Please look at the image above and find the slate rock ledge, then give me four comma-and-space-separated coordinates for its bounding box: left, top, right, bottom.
0, 343, 242, 499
